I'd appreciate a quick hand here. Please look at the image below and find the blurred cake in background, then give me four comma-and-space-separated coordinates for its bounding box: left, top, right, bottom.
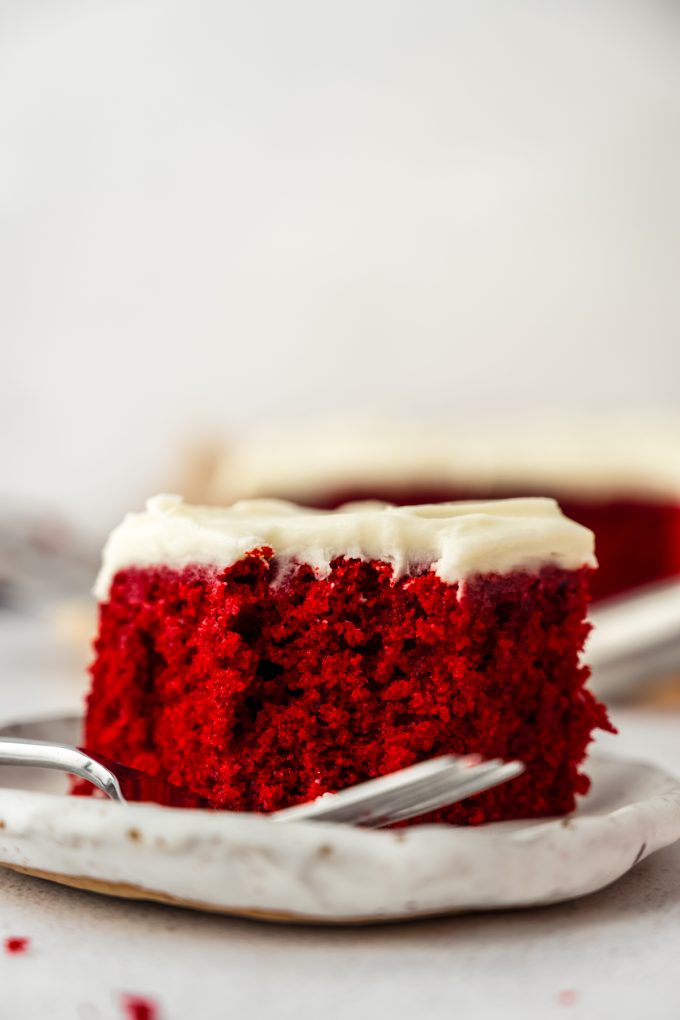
196, 419, 680, 603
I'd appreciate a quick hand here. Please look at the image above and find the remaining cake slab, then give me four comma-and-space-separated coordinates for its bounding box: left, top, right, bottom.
202, 420, 680, 601
84, 495, 611, 823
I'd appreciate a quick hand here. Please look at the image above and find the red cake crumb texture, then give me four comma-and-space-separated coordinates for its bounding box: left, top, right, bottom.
120, 994, 158, 1020
4, 936, 30, 954
84, 548, 612, 824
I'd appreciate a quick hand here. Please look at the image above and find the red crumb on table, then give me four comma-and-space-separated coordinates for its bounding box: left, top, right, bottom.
558, 989, 579, 1007
4, 936, 30, 954
120, 995, 159, 1020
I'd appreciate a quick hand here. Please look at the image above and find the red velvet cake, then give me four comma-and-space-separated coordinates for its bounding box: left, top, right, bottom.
205, 421, 680, 602
85, 495, 611, 824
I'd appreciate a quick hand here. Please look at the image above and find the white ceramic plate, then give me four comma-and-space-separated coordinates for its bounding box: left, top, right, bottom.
1, 714, 680, 924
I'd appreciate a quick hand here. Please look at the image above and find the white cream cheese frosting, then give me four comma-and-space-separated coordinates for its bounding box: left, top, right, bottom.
94, 494, 596, 601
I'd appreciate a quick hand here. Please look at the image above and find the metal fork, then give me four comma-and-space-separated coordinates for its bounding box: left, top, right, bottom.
0, 738, 524, 828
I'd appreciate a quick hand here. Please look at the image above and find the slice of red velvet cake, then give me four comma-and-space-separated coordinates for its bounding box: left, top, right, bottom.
85, 495, 612, 824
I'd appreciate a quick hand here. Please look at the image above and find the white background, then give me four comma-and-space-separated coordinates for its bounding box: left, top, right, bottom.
2, 0, 680, 530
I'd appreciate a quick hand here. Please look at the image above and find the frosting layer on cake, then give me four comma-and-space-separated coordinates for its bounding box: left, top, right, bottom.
94, 494, 595, 600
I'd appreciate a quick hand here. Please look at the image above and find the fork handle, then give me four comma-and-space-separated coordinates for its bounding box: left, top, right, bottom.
0, 738, 125, 802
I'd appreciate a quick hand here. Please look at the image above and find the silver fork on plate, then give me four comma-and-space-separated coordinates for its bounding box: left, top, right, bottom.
0, 738, 524, 828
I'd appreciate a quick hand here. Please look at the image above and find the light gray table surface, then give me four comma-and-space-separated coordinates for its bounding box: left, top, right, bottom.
0, 612, 679, 1020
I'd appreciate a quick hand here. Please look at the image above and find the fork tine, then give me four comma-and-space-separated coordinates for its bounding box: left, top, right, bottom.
324, 762, 522, 828
272, 757, 524, 826
367, 762, 525, 827
312, 760, 506, 824
346, 763, 505, 823
272, 755, 469, 823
